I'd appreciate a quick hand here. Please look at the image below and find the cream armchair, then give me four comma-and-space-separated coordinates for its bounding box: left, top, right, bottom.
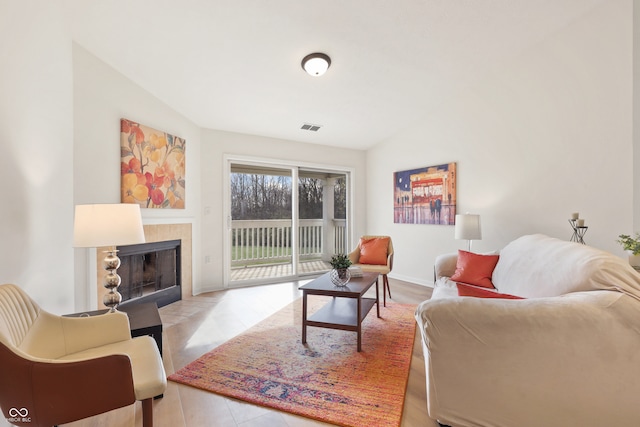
349, 235, 394, 306
0, 284, 166, 427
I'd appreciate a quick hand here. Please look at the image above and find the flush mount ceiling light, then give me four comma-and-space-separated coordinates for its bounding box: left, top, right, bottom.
301, 52, 331, 76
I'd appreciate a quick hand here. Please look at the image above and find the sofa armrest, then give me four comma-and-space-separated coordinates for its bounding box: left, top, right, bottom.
415, 291, 640, 427
434, 252, 457, 281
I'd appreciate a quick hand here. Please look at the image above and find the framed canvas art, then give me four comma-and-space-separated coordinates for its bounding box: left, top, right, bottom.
393, 162, 456, 225
120, 119, 186, 209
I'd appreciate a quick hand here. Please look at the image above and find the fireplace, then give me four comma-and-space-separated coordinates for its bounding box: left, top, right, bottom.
117, 239, 182, 308
95, 223, 192, 309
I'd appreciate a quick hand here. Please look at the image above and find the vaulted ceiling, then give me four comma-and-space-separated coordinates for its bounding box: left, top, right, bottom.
64, 0, 606, 150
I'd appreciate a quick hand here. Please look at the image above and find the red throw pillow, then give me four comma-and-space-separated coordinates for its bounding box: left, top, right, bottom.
450, 250, 499, 289
358, 237, 390, 265
456, 283, 524, 299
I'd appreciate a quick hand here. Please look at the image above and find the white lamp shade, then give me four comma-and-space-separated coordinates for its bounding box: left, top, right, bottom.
73, 204, 146, 248
454, 214, 482, 240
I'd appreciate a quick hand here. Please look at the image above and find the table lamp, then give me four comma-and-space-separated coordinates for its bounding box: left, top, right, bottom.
454, 213, 482, 251
73, 203, 145, 312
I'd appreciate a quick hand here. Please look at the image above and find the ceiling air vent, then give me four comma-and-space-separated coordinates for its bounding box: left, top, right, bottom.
301, 123, 322, 132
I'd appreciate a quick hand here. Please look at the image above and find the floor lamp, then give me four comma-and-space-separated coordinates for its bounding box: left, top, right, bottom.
74, 203, 146, 312
454, 213, 482, 251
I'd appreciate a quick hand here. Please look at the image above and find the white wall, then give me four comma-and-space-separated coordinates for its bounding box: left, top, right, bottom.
2, 0, 636, 311
367, 0, 633, 286
0, 0, 75, 312
71, 45, 367, 297
199, 129, 367, 292
72, 44, 202, 310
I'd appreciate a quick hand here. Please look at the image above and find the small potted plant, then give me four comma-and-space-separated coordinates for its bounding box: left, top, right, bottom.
329, 254, 352, 285
617, 233, 640, 254
617, 233, 640, 268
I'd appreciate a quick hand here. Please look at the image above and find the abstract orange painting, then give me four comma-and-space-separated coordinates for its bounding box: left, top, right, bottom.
120, 118, 186, 209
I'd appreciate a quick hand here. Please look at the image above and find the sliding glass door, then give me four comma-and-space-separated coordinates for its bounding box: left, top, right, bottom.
225, 159, 350, 287
228, 164, 294, 283
298, 169, 348, 276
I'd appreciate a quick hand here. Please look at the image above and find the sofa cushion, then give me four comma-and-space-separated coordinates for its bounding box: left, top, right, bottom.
456, 283, 524, 299
492, 234, 640, 299
358, 236, 389, 265
58, 336, 167, 400
450, 250, 499, 289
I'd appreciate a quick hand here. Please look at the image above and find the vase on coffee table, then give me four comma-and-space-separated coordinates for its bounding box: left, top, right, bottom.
330, 268, 351, 287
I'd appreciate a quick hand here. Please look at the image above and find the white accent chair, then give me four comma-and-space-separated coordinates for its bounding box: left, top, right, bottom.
0, 283, 166, 427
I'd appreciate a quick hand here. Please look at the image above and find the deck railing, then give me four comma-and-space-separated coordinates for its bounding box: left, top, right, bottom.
231, 219, 347, 266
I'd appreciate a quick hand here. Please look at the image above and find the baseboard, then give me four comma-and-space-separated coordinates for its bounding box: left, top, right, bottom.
388, 272, 434, 288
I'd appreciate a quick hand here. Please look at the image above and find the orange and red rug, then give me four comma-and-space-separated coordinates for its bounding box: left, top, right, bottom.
168, 298, 417, 427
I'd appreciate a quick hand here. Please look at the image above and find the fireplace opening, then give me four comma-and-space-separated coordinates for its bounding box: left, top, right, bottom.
117, 239, 182, 308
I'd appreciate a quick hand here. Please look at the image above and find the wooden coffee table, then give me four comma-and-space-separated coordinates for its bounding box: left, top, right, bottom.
299, 271, 380, 352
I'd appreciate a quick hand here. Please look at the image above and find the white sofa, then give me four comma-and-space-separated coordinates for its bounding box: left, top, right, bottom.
415, 234, 640, 427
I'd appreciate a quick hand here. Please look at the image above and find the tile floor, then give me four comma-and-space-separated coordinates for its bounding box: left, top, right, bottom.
61, 278, 437, 427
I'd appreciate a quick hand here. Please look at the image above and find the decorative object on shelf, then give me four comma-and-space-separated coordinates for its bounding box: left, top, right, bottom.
301, 52, 331, 76
393, 162, 457, 225
73, 204, 146, 311
120, 118, 186, 209
329, 254, 352, 286
616, 233, 640, 269
568, 213, 587, 244
455, 213, 482, 251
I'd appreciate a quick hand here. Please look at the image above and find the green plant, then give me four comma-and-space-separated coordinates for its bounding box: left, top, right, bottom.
617, 233, 640, 255
329, 254, 352, 269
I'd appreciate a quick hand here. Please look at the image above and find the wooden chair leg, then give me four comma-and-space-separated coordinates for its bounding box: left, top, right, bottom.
382, 274, 391, 299
382, 275, 387, 306
142, 398, 153, 427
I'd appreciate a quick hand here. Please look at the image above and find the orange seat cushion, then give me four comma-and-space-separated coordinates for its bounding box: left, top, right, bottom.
358, 237, 390, 265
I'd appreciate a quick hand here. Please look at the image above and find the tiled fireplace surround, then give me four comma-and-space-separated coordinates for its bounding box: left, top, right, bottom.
96, 223, 193, 309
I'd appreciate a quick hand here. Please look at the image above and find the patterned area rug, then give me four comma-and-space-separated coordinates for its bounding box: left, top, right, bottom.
168, 297, 417, 427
